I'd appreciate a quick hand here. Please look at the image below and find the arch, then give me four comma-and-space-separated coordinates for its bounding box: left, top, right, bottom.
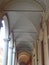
17, 51, 31, 64
3, 0, 46, 11
0, 0, 46, 20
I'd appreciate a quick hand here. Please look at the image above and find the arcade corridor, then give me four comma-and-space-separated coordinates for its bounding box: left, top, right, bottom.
0, 0, 49, 65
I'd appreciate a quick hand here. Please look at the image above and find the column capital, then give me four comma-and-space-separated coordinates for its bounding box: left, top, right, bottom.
4, 37, 11, 41
38, 28, 43, 42
0, 18, 3, 29
9, 47, 13, 49
42, 21, 47, 31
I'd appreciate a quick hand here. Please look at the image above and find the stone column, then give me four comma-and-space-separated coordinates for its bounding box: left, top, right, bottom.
15, 49, 17, 65
8, 32, 14, 65
47, 19, 49, 65
38, 28, 43, 65
32, 49, 35, 65
35, 42, 38, 65
32, 52, 33, 65
0, 18, 3, 29
42, 22, 49, 65
2, 39, 9, 65
32, 42, 37, 65
2, 16, 9, 65
12, 43, 16, 65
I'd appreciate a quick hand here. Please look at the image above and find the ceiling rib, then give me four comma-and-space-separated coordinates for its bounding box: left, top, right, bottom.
16, 41, 35, 42
14, 31, 37, 33
0, 10, 43, 12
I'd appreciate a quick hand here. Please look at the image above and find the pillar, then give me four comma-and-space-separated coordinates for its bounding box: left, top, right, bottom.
8, 32, 14, 65
42, 22, 49, 65
12, 43, 16, 65
35, 41, 38, 65
15, 49, 17, 65
38, 28, 43, 65
47, 19, 49, 65
32, 51, 33, 65
2, 39, 9, 65
2, 16, 9, 65
32, 49, 35, 65
0, 18, 3, 29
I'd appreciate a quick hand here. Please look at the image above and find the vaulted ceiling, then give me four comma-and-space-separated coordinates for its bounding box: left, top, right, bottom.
0, 0, 49, 56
